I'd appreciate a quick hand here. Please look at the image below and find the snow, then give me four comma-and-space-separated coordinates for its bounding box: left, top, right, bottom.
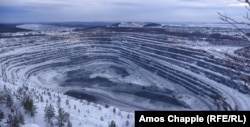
1, 23, 250, 126
17, 24, 73, 32
164, 22, 249, 29
190, 44, 243, 59
0, 79, 134, 127
118, 22, 146, 28
22, 124, 40, 127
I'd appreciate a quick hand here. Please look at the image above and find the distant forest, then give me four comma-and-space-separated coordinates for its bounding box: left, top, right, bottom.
0, 24, 30, 33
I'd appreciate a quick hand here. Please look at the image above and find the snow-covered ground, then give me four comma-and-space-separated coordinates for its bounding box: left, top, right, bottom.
17, 24, 73, 32
1, 23, 250, 127
176, 40, 244, 59
0, 79, 134, 127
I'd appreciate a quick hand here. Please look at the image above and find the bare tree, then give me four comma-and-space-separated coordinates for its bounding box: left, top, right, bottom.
218, 0, 250, 87
218, 0, 250, 40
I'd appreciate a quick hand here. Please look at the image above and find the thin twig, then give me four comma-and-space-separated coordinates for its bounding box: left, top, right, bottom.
218, 12, 247, 35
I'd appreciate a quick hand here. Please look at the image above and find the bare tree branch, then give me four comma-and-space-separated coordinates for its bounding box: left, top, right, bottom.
218, 0, 250, 86
218, 12, 248, 35
238, 0, 250, 6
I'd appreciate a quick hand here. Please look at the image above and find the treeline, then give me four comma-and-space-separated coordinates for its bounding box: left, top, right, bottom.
0, 24, 30, 33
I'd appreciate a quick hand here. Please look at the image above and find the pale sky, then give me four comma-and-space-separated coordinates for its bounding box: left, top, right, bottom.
0, 0, 247, 23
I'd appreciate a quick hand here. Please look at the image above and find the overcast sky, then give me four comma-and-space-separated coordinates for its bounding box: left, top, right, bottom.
0, 0, 247, 23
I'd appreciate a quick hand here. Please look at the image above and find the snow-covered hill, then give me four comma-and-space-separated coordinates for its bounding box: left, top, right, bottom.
17, 24, 73, 32
112, 22, 163, 28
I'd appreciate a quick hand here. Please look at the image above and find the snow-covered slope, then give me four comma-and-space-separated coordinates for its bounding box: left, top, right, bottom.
0, 80, 133, 127
0, 23, 250, 126
17, 24, 73, 32
112, 22, 163, 28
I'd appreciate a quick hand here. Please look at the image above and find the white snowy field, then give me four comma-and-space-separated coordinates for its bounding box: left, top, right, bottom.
0, 80, 134, 127
1, 23, 250, 126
